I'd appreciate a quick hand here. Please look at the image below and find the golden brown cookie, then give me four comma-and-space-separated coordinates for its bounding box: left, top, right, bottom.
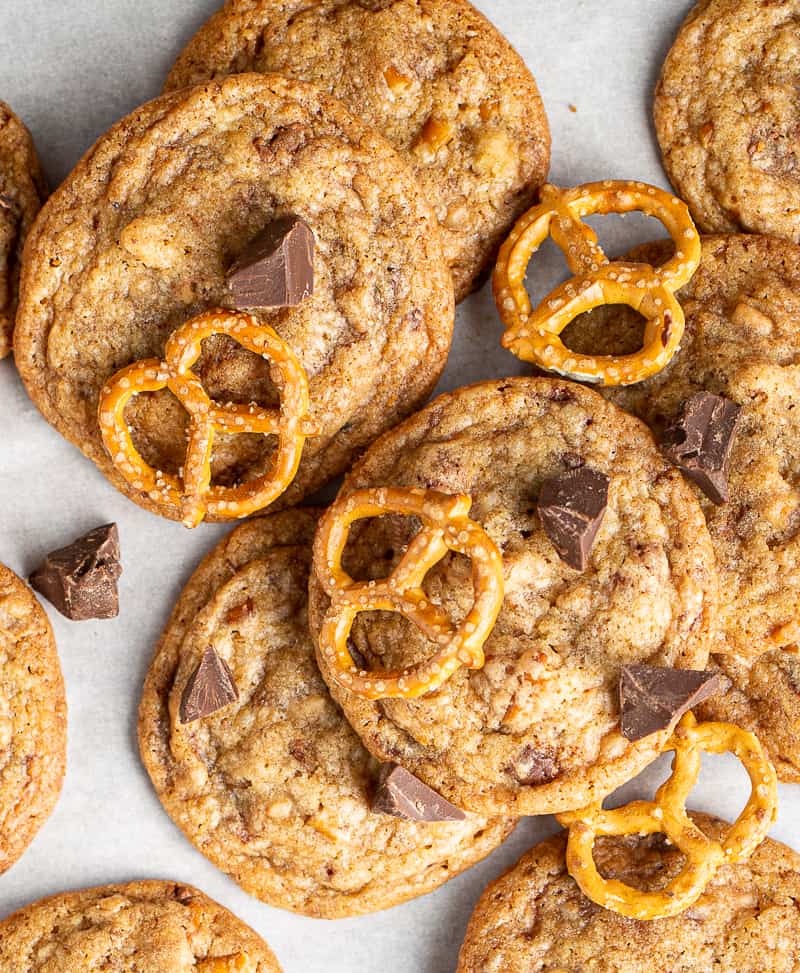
563, 234, 800, 782
655, 0, 800, 241
307, 377, 719, 816
14, 74, 454, 524
0, 562, 66, 874
0, 102, 45, 359
0, 880, 281, 972
457, 814, 800, 973
164, 0, 551, 301
139, 509, 513, 917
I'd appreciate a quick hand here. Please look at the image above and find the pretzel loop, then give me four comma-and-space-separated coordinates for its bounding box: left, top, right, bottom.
555, 713, 777, 920
314, 487, 505, 700
98, 309, 318, 527
494, 180, 702, 386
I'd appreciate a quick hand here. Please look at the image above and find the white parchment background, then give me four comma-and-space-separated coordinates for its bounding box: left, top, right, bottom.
0, 1, 796, 970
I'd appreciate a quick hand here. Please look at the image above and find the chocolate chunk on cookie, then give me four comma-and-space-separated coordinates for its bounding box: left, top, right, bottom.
620, 664, 725, 740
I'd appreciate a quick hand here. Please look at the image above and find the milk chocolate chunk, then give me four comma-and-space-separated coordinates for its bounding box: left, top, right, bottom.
179, 646, 239, 724
372, 763, 466, 822
30, 523, 122, 620
537, 467, 609, 571
619, 665, 727, 741
227, 215, 314, 308
661, 392, 741, 505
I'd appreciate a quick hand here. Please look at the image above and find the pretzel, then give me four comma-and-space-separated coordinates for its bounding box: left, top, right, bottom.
494, 181, 702, 386
556, 712, 777, 920
98, 309, 317, 528
314, 487, 505, 700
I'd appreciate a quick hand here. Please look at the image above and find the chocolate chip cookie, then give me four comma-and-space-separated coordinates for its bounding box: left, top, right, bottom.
0, 880, 281, 972
307, 377, 719, 816
139, 509, 513, 917
655, 0, 800, 241
164, 0, 551, 301
563, 233, 800, 782
457, 814, 800, 973
0, 102, 45, 359
0, 562, 66, 875
14, 74, 454, 523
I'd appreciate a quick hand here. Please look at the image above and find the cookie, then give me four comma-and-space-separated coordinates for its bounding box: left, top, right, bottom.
138, 509, 513, 917
14, 73, 454, 524
0, 880, 281, 972
0, 102, 46, 359
563, 233, 800, 782
307, 377, 719, 815
0, 562, 66, 874
164, 0, 551, 301
457, 814, 800, 973
655, 0, 800, 241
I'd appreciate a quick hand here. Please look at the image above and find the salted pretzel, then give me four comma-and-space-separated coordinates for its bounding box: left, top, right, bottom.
314, 487, 505, 700
494, 180, 702, 386
556, 712, 777, 920
98, 309, 317, 528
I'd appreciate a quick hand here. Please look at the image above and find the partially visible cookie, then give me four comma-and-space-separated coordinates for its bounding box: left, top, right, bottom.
0, 880, 281, 972
164, 0, 551, 301
138, 509, 513, 917
457, 814, 800, 973
0, 102, 45, 358
0, 562, 66, 874
655, 0, 800, 241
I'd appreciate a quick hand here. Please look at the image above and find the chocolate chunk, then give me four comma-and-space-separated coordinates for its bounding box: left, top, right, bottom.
661, 392, 741, 504
179, 646, 239, 724
372, 763, 466, 821
30, 523, 122, 620
619, 665, 727, 741
227, 215, 314, 309
537, 467, 609, 571
506, 745, 559, 786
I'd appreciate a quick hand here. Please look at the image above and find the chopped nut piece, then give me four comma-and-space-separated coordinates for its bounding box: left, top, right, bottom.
731, 301, 774, 336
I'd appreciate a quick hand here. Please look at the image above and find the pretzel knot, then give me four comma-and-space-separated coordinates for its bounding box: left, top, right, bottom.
314, 487, 505, 700
555, 712, 778, 920
98, 309, 318, 528
494, 180, 702, 386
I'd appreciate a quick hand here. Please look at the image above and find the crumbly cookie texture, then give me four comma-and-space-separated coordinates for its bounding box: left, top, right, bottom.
139, 509, 513, 917
0, 880, 282, 972
307, 378, 719, 816
0, 102, 46, 358
655, 0, 800, 241
14, 73, 453, 523
564, 234, 800, 782
457, 814, 800, 973
0, 563, 66, 874
164, 0, 551, 301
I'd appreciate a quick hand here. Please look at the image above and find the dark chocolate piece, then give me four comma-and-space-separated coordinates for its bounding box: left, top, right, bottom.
30, 523, 122, 620
537, 467, 609, 571
661, 392, 741, 504
179, 646, 239, 724
506, 745, 559, 786
619, 664, 727, 741
227, 215, 314, 309
372, 763, 466, 821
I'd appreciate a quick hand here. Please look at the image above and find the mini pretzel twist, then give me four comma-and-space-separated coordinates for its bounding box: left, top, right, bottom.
555, 712, 777, 920
98, 309, 317, 527
314, 487, 505, 700
494, 180, 702, 386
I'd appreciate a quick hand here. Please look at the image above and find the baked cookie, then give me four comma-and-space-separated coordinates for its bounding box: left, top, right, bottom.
655, 0, 800, 241
307, 377, 719, 815
0, 880, 281, 972
0, 102, 46, 359
14, 74, 453, 524
563, 234, 800, 782
0, 562, 66, 874
139, 509, 512, 917
164, 0, 551, 301
457, 814, 800, 973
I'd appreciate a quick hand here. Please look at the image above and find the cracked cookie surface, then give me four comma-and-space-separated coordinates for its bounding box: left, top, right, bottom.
165, 0, 551, 301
